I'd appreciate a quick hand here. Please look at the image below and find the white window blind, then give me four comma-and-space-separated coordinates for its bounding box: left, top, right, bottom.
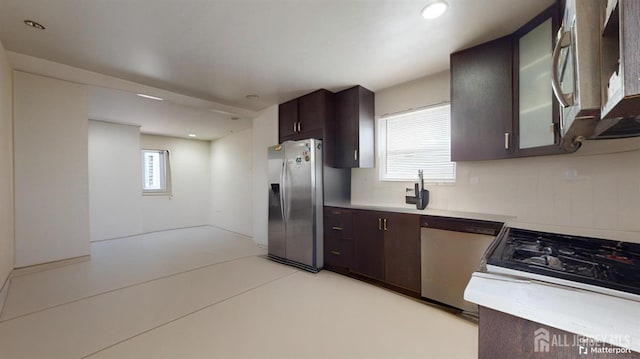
142, 149, 171, 194
379, 104, 455, 182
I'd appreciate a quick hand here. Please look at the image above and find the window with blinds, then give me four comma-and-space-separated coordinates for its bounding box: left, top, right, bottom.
379, 104, 455, 182
142, 149, 171, 194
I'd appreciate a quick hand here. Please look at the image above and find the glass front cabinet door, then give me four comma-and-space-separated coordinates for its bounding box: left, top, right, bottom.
515, 4, 561, 156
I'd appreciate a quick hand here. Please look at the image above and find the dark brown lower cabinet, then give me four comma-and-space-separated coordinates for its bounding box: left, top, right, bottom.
323, 207, 354, 271
324, 237, 353, 269
352, 210, 385, 280
479, 306, 639, 358
383, 213, 420, 292
352, 210, 420, 293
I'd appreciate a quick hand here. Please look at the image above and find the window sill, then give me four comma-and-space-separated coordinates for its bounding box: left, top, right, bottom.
379, 177, 456, 185
142, 192, 173, 197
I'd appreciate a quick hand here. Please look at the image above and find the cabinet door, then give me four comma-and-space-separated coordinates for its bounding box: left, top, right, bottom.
451, 35, 514, 161
334, 86, 374, 168
384, 213, 421, 293
353, 210, 384, 280
514, 3, 561, 156
599, 0, 640, 123
279, 99, 298, 142
298, 89, 331, 139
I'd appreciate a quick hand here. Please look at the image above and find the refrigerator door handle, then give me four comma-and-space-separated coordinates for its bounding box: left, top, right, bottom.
279, 160, 286, 222
283, 158, 291, 221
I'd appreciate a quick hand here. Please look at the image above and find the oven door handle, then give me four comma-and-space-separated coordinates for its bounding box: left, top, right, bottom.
551, 28, 574, 108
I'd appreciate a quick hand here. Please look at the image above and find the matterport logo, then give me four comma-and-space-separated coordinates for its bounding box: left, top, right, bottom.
533, 327, 633, 355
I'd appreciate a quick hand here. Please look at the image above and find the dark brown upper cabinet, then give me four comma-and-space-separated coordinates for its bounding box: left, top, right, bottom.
451, 35, 514, 161
450, 3, 562, 161
278, 99, 298, 140
331, 86, 375, 168
278, 89, 333, 143
597, 0, 640, 135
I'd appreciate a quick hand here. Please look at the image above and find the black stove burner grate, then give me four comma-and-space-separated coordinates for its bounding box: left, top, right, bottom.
486, 228, 640, 296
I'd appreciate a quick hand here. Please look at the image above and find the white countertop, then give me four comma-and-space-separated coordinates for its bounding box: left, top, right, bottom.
465, 271, 640, 353
325, 202, 640, 243
324, 201, 514, 223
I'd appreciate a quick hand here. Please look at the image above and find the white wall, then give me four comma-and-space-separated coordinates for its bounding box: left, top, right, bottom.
0, 41, 14, 285
140, 134, 211, 233
210, 128, 254, 237
251, 106, 279, 246
13, 71, 90, 267
88, 120, 142, 241
351, 70, 640, 232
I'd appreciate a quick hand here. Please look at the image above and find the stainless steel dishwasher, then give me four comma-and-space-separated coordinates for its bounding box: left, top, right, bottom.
420, 216, 503, 315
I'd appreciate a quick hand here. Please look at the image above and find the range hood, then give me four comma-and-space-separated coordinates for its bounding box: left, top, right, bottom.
592, 116, 640, 139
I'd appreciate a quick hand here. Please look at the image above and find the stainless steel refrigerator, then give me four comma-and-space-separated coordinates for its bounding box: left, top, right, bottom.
267, 138, 349, 272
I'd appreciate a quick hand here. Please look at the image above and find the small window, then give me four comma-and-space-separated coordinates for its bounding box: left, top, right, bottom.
142, 149, 171, 194
379, 104, 456, 182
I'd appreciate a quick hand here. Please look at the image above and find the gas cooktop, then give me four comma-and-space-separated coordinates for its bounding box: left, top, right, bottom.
483, 227, 640, 296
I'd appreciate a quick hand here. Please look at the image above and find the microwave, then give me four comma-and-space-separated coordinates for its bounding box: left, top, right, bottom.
551, 0, 601, 152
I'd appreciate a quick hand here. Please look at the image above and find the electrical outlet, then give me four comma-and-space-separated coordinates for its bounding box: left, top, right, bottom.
564, 169, 578, 179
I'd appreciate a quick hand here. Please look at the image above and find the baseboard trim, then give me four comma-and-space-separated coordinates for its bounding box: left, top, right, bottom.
0, 275, 10, 319
90, 225, 212, 243
11, 255, 91, 278
206, 224, 253, 240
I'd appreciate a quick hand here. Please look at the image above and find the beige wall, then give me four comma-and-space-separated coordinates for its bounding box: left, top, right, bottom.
210, 128, 254, 237
352, 70, 640, 232
13, 71, 90, 267
140, 134, 211, 233
89, 120, 142, 241
251, 105, 279, 246
0, 41, 14, 287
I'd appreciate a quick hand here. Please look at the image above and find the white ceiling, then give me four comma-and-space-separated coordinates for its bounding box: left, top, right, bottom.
0, 0, 554, 140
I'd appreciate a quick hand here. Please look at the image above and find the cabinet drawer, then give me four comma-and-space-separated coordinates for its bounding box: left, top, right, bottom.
324, 237, 353, 269
324, 207, 353, 239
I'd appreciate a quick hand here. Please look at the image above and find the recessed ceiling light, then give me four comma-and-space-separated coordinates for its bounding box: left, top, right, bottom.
245, 94, 259, 101
209, 109, 236, 116
421, 1, 448, 19
231, 117, 240, 121
188, 133, 197, 137
136, 93, 163, 101
24, 20, 45, 30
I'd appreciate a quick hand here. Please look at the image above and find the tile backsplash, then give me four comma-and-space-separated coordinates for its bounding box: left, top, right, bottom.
351, 138, 640, 232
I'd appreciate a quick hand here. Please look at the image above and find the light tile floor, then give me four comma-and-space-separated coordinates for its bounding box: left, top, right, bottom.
0, 226, 477, 359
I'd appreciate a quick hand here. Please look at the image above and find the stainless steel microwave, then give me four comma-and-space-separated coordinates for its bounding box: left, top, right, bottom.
551, 0, 601, 152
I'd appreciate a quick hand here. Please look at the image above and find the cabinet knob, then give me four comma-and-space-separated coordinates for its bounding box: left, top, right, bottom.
383, 218, 388, 231
504, 132, 510, 150
330, 250, 341, 255
354, 149, 358, 161
297, 121, 301, 133
331, 226, 343, 231
293, 122, 297, 134
378, 218, 382, 231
